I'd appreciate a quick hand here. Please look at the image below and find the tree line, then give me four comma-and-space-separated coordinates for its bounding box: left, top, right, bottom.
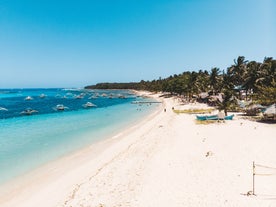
85, 56, 276, 109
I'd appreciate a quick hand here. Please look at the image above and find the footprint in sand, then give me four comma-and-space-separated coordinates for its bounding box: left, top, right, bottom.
205, 151, 214, 157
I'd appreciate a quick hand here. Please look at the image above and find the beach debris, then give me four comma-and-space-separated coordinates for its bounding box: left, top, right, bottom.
205, 151, 214, 157
247, 191, 254, 196
241, 191, 255, 196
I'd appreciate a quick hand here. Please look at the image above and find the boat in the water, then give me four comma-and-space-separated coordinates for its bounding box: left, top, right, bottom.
20, 108, 38, 115
118, 94, 126, 99
53, 104, 69, 111
82, 102, 96, 108
88, 96, 97, 99
0, 107, 8, 111
196, 114, 234, 121
39, 94, 46, 98
24, 96, 33, 101
75, 95, 84, 99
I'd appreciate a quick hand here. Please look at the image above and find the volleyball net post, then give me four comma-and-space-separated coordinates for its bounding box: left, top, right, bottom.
252, 161, 255, 195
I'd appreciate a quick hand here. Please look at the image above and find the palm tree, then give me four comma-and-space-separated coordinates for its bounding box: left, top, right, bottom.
188, 72, 200, 99
243, 61, 262, 100
217, 89, 236, 116
196, 70, 210, 93
209, 67, 222, 95
227, 56, 248, 86
215, 71, 236, 115
254, 57, 276, 105
262, 57, 276, 87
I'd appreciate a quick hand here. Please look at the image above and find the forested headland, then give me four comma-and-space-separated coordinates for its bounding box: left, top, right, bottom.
85, 56, 276, 109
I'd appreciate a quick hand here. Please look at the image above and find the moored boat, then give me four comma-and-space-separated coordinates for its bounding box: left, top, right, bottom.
24, 96, 33, 101
118, 94, 126, 99
88, 95, 97, 99
53, 104, 69, 111
74, 95, 84, 99
39, 94, 46, 98
0, 107, 8, 111
82, 102, 96, 108
20, 108, 38, 115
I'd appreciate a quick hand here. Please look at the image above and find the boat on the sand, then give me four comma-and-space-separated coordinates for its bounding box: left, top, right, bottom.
196, 114, 234, 121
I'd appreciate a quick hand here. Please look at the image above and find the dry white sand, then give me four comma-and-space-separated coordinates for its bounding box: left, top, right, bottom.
0, 93, 276, 207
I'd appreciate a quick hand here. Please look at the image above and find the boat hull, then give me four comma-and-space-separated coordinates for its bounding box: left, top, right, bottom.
224, 114, 234, 120
196, 114, 234, 121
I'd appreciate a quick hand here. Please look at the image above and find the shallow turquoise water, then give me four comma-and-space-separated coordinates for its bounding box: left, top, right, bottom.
0, 89, 159, 184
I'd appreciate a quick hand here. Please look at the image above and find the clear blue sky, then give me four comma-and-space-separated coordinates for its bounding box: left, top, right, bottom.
0, 0, 275, 88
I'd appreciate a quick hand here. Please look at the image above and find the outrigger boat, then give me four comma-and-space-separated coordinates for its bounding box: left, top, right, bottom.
224, 114, 235, 120
196, 115, 218, 121
82, 102, 96, 108
53, 104, 69, 111
39, 94, 46, 98
196, 114, 234, 121
20, 108, 38, 115
24, 96, 33, 101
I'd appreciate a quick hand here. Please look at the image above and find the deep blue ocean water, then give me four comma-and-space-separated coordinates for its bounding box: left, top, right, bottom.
0, 88, 158, 184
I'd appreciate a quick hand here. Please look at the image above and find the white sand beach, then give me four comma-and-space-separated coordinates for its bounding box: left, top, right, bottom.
0, 92, 276, 207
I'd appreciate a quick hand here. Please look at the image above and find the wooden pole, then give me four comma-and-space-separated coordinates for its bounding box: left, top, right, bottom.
253, 161, 255, 195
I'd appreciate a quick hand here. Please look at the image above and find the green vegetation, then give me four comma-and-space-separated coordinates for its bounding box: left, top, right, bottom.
85, 56, 276, 113
173, 108, 214, 114
195, 120, 218, 125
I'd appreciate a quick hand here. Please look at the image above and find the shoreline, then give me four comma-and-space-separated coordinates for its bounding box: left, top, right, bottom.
0, 91, 163, 207
1, 92, 276, 207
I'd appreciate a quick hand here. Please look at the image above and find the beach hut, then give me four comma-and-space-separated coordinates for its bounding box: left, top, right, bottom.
245, 104, 265, 116
263, 103, 276, 120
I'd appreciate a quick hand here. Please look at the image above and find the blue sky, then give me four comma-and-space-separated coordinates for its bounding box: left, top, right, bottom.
0, 0, 275, 88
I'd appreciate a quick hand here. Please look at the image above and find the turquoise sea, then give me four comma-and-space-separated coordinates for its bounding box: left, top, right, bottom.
0, 88, 158, 185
